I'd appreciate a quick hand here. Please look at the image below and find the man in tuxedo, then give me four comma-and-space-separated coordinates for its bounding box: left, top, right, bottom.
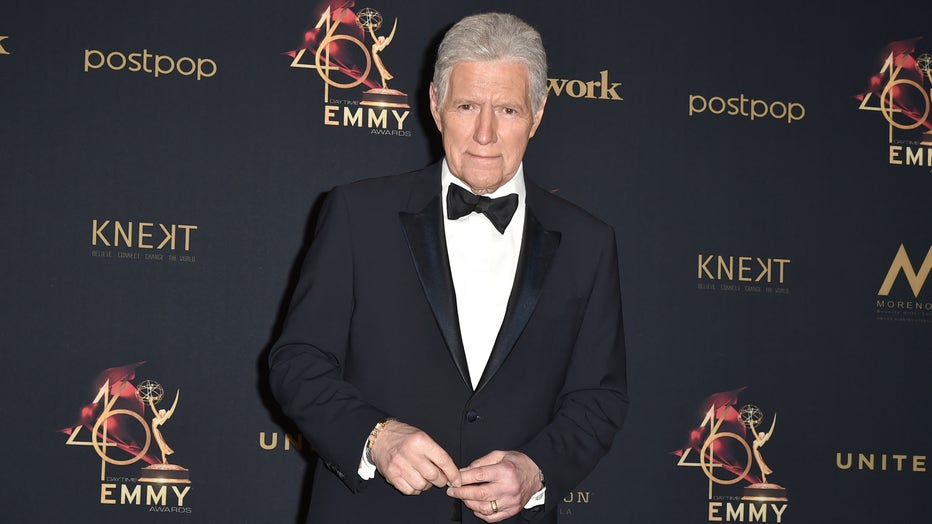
269, 12, 628, 523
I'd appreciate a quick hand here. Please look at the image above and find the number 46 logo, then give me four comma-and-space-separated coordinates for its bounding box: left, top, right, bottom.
64, 379, 153, 479
857, 41, 932, 145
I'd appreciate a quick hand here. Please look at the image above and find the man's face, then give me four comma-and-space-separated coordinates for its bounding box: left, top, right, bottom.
430, 60, 546, 195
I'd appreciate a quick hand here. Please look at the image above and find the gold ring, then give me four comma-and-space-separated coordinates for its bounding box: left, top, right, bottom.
490, 500, 499, 514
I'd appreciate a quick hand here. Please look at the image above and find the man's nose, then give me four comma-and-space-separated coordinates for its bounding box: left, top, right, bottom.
473, 108, 497, 145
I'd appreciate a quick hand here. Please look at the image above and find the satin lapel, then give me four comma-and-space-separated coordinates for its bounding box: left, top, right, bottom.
474, 207, 561, 393
399, 195, 472, 389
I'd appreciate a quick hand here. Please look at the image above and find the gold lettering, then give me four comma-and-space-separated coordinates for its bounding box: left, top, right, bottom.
772, 503, 788, 522
285, 432, 303, 451
146, 484, 167, 505
698, 254, 714, 278
878, 244, 932, 297
115, 221, 132, 247
259, 431, 278, 450
138, 222, 154, 249
738, 256, 752, 281
173, 485, 191, 506
748, 503, 766, 521
718, 256, 734, 280
914, 455, 926, 472
547, 78, 567, 96
546, 71, 622, 101
708, 501, 723, 522
836, 452, 853, 469
178, 225, 197, 251
93, 219, 111, 246
343, 107, 363, 127
367, 108, 387, 128
565, 80, 587, 98
755, 258, 771, 282
889, 145, 903, 164
121, 483, 141, 505
892, 454, 907, 471
599, 70, 622, 100
100, 483, 117, 505
773, 259, 790, 283
157, 223, 175, 250
392, 110, 410, 129
324, 105, 339, 126
726, 502, 744, 521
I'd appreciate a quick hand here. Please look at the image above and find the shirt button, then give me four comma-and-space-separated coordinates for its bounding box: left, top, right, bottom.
465, 410, 479, 423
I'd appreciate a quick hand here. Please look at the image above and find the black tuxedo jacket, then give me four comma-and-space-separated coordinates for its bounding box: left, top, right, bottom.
269, 162, 628, 523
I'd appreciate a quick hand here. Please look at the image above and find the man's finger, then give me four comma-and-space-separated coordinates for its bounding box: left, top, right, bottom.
423, 446, 462, 487
457, 462, 500, 487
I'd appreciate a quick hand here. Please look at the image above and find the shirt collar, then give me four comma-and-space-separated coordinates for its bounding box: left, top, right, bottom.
441, 159, 526, 202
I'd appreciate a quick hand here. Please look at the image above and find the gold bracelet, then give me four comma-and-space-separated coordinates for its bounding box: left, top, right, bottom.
365, 417, 396, 463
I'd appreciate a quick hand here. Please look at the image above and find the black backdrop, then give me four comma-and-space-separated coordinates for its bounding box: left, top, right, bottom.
3, 1, 930, 522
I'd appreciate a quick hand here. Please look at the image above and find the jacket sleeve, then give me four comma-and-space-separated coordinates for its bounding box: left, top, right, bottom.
518, 224, 629, 519
268, 186, 388, 492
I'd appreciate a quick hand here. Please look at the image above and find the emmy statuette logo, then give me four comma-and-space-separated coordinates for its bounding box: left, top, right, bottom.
855, 38, 932, 169
287, 2, 412, 135
136, 380, 190, 484
674, 389, 790, 522
738, 405, 788, 503
61, 363, 193, 510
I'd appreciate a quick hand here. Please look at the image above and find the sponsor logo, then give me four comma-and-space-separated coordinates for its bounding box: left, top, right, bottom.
258, 431, 305, 451
84, 48, 217, 80
546, 70, 623, 101
287, 2, 412, 137
697, 254, 791, 295
855, 37, 932, 170
836, 452, 927, 473
674, 388, 790, 522
689, 94, 805, 124
874, 243, 932, 322
90, 219, 198, 263
61, 362, 193, 513
558, 489, 593, 517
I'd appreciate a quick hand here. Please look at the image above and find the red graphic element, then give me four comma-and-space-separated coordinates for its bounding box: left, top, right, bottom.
285, 0, 380, 90
855, 37, 932, 132
61, 362, 161, 465
673, 387, 762, 485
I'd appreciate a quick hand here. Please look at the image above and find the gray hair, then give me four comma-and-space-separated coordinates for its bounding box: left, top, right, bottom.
432, 12, 548, 113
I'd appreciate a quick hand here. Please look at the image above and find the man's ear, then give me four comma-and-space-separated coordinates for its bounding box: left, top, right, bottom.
429, 82, 443, 132
529, 95, 547, 138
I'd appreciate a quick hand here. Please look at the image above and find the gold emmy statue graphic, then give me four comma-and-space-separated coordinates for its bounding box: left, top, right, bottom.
357, 8, 409, 108
137, 381, 191, 484
739, 405, 787, 502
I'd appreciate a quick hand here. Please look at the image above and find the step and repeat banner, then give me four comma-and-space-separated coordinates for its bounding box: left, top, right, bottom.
2, 1, 930, 522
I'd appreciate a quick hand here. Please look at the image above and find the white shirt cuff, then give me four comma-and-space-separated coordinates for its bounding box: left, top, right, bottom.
524, 486, 546, 508
358, 443, 377, 479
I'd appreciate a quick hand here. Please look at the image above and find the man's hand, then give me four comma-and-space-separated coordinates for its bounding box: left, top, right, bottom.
446, 450, 542, 522
369, 420, 461, 495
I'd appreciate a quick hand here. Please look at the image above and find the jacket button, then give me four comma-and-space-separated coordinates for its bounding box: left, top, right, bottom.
465, 410, 479, 423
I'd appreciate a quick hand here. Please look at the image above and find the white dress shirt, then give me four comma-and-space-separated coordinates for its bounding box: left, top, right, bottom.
440, 160, 525, 389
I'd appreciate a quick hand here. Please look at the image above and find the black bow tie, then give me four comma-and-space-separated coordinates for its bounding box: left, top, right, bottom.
446, 183, 519, 234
